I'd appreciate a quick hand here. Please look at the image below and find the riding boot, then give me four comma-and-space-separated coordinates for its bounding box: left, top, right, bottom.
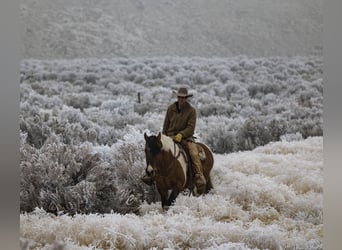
188, 142, 206, 194
140, 174, 154, 186
192, 157, 206, 194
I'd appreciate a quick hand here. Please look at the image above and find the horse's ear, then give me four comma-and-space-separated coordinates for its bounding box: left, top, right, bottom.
144, 132, 148, 141
157, 132, 161, 141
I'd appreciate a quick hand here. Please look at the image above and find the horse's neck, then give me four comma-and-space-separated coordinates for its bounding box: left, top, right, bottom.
160, 134, 174, 152
160, 134, 189, 160
155, 151, 178, 173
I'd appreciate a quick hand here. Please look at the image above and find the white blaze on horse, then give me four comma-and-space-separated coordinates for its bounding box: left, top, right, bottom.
144, 132, 214, 208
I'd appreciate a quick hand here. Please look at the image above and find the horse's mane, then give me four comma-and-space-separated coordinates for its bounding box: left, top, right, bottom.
160, 134, 182, 158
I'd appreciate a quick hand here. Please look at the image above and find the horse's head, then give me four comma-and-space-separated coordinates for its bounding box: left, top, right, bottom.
144, 132, 163, 156
144, 132, 163, 176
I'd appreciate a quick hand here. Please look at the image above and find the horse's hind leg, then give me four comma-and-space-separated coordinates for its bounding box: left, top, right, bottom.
205, 176, 213, 193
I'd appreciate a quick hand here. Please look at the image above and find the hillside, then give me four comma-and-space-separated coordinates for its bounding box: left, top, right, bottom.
20, 0, 323, 59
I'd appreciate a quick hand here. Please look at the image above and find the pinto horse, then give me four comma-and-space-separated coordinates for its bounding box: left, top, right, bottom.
144, 132, 214, 208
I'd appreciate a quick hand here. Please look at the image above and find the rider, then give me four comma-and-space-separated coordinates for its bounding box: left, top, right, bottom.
141, 87, 207, 194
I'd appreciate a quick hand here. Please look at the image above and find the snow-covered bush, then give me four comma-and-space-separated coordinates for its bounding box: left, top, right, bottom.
20, 133, 156, 215
20, 113, 51, 148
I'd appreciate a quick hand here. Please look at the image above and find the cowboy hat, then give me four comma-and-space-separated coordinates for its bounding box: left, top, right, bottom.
174, 87, 193, 98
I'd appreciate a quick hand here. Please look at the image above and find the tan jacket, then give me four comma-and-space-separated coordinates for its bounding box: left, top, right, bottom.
162, 101, 196, 140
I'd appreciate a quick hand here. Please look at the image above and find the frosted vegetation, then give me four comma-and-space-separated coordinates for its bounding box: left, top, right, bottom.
20, 56, 323, 214
20, 56, 323, 249
20, 137, 323, 249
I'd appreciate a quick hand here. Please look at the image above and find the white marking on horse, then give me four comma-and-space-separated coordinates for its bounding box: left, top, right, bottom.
146, 164, 154, 175
160, 134, 187, 187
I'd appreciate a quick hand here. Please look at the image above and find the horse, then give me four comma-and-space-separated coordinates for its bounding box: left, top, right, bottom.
143, 132, 214, 208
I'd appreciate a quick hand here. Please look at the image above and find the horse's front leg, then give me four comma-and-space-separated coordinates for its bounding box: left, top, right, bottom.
157, 187, 169, 208
167, 189, 180, 206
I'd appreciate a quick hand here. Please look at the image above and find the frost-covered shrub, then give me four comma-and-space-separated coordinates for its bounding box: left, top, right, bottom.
109, 81, 141, 96
151, 67, 166, 79
310, 79, 323, 94
175, 74, 191, 86
248, 82, 281, 97
224, 81, 242, 99
85, 163, 118, 213
20, 137, 148, 214
217, 69, 231, 83
267, 119, 288, 140
198, 103, 233, 117
299, 119, 323, 138
57, 123, 98, 145
82, 73, 98, 84
247, 83, 260, 98
59, 72, 78, 83
20, 125, 157, 215
87, 141, 158, 214
280, 132, 304, 142
96, 128, 122, 145
63, 180, 97, 214
236, 118, 269, 150
58, 106, 85, 124
64, 94, 90, 110
262, 93, 277, 106
199, 116, 288, 153
287, 81, 307, 95
100, 97, 134, 114
31, 82, 50, 95
297, 89, 321, 108
192, 71, 215, 85
141, 112, 164, 133
110, 142, 158, 213
20, 113, 50, 148
20, 135, 111, 215
81, 83, 95, 92
206, 129, 236, 154
198, 116, 242, 153
236, 118, 287, 151
133, 74, 146, 84
134, 103, 154, 115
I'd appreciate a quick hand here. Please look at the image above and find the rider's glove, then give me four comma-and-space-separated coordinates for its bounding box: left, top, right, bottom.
173, 133, 183, 143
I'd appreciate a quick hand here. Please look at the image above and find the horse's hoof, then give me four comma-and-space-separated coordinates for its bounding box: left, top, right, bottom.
162, 206, 170, 211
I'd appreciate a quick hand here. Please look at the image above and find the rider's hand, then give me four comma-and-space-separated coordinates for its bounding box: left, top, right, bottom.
173, 133, 183, 143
